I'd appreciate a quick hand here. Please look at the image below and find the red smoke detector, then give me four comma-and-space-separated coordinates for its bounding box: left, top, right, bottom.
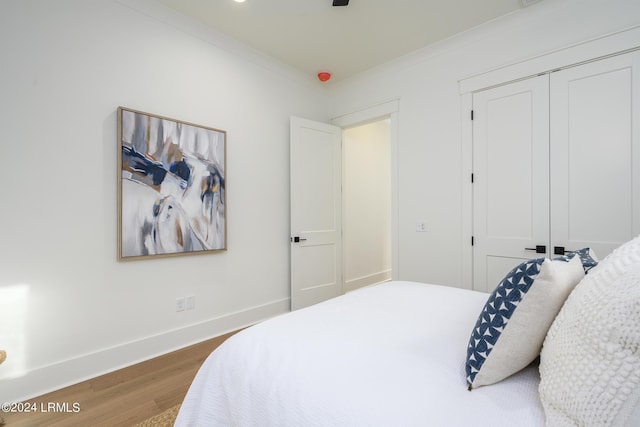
317, 72, 331, 82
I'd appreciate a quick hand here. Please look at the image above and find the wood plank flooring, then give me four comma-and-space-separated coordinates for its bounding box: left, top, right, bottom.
2, 330, 239, 426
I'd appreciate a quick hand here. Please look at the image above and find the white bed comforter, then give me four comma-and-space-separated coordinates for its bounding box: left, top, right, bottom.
175, 281, 545, 426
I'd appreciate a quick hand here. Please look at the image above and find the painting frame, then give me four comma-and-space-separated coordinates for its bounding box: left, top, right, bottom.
117, 107, 227, 261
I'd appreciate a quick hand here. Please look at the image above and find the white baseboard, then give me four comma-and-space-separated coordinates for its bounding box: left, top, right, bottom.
344, 270, 392, 293
1, 298, 290, 403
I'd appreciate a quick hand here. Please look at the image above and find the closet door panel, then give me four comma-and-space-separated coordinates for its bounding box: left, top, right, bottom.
550, 51, 640, 259
472, 75, 550, 292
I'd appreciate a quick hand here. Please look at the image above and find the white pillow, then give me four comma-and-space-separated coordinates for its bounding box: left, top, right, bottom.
539, 235, 640, 426
465, 254, 587, 389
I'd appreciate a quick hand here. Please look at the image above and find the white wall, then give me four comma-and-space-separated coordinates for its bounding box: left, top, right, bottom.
343, 120, 392, 291
330, 0, 640, 288
0, 0, 330, 402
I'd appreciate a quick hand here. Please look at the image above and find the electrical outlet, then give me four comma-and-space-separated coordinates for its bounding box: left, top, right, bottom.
416, 221, 427, 232
186, 295, 195, 310
176, 297, 186, 312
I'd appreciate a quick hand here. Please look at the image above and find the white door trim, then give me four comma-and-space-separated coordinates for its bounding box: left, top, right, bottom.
459, 25, 640, 94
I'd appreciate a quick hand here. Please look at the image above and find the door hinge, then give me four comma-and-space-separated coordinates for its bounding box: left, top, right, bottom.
471, 236, 475, 246
471, 173, 474, 183
471, 110, 474, 120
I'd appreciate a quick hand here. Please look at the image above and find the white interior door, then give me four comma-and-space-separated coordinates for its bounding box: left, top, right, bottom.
290, 116, 343, 310
550, 51, 640, 259
472, 74, 550, 292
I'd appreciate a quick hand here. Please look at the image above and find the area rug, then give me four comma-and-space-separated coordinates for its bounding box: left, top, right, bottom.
133, 404, 180, 427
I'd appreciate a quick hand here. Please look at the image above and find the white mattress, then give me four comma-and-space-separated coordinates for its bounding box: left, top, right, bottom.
175, 281, 545, 426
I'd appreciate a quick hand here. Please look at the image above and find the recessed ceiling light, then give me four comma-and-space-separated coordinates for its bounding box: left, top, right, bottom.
234, 0, 246, 3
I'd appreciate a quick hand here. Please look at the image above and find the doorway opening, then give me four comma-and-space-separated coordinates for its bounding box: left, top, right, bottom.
342, 118, 392, 292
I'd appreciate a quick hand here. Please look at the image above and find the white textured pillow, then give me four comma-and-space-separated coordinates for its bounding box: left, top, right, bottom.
466, 255, 586, 389
539, 235, 640, 427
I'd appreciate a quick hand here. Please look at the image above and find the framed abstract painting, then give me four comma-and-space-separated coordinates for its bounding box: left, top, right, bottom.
117, 107, 226, 260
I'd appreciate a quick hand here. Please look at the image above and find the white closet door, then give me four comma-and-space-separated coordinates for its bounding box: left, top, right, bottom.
550, 51, 640, 259
472, 74, 550, 293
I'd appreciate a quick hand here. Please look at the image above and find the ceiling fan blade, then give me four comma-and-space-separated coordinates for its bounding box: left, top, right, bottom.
332, 0, 349, 6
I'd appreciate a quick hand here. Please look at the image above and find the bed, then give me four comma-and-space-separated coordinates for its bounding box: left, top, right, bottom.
176, 281, 543, 426
175, 237, 640, 427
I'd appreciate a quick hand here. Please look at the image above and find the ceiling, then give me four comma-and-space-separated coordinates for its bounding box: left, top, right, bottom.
155, 0, 533, 82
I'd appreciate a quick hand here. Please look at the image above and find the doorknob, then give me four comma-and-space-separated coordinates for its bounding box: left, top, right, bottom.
525, 245, 546, 254
291, 236, 307, 243
554, 246, 571, 255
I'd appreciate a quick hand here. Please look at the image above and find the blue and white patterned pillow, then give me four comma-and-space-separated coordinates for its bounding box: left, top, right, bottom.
566, 247, 598, 273
465, 249, 598, 389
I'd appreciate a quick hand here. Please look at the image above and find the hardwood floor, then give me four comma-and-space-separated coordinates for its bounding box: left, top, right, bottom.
2, 330, 239, 426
